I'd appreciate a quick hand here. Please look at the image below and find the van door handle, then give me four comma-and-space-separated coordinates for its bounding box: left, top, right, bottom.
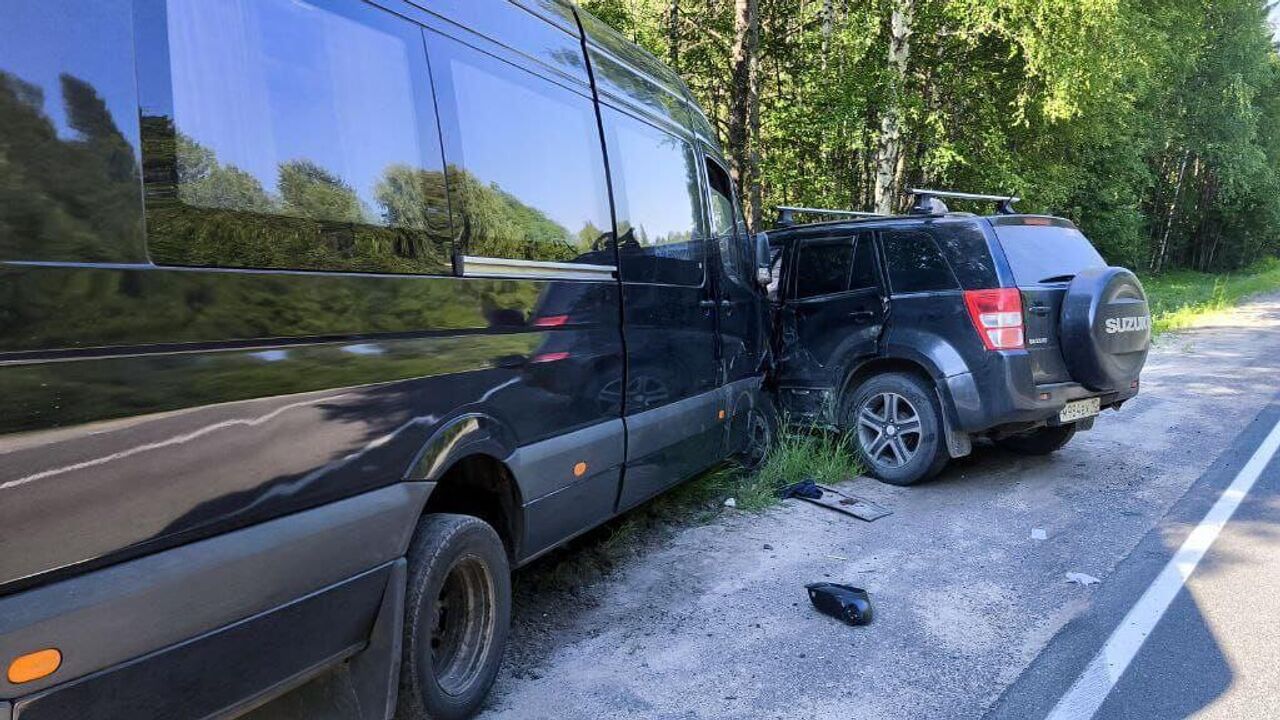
849, 310, 875, 322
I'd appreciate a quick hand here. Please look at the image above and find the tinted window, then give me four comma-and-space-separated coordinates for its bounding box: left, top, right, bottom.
795, 241, 854, 298
993, 224, 1106, 284
932, 222, 999, 288
705, 159, 735, 237
0, 0, 146, 263
607, 109, 705, 286
429, 33, 612, 264
142, 0, 450, 274
850, 236, 880, 290
882, 229, 958, 293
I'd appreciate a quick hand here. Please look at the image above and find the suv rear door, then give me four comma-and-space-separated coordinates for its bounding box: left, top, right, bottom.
988, 217, 1107, 384
780, 231, 884, 388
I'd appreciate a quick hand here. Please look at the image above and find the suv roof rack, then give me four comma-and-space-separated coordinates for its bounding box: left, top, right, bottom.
909, 188, 1019, 216
774, 205, 885, 228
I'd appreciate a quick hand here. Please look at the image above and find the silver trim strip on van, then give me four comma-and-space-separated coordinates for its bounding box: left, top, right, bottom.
461, 255, 617, 281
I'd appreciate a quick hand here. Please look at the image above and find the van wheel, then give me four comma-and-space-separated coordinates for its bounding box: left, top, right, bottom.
397, 514, 510, 720
996, 423, 1077, 455
843, 373, 949, 486
738, 397, 778, 470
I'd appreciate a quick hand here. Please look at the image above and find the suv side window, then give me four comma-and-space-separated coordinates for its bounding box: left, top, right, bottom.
795, 240, 854, 299
849, 235, 880, 290
141, 0, 451, 274
606, 108, 705, 286
428, 31, 612, 264
881, 229, 959, 293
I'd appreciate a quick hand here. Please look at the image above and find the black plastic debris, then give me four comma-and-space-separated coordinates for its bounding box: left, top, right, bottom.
780, 478, 823, 500
805, 582, 873, 626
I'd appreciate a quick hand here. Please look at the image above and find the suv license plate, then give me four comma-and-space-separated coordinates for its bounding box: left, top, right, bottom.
1059, 397, 1101, 423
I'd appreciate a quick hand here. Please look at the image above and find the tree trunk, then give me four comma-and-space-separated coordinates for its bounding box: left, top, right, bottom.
874, 0, 914, 215
1152, 149, 1189, 273
729, 0, 761, 230
667, 0, 680, 70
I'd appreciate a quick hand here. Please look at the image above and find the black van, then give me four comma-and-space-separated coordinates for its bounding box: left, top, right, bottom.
0, 2, 772, 718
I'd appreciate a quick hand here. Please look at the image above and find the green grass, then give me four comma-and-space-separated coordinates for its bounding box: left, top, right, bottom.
1142, 257, 1280, 335
519, 424, 863, 591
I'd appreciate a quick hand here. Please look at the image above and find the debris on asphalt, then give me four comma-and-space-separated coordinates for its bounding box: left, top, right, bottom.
805, 582, 873, 626
794, 484, 892, 521
763, 543, 774, 550
779, 478, 823, 500
723, 497, 737, 508
1031, 528, 1048, 540
1066, 572, 1101, 586
826, 554, 848, 561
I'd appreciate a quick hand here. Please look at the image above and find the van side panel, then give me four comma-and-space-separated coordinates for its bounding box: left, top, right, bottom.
0, 0, 624, 597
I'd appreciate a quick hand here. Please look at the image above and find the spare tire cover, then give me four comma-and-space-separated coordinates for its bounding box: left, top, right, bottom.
1059, 267, 1150, 392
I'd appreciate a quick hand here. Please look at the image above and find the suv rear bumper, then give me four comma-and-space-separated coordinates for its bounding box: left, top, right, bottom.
944, 351, 1138, 434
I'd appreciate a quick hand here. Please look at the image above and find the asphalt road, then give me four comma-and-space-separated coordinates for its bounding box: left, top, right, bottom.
254, 293, 1280, 720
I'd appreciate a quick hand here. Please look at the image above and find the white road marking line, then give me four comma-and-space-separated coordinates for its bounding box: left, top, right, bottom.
1045, 415, 1280, 720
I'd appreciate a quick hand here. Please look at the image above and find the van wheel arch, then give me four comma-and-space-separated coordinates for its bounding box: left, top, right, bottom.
420, 454, 523, 562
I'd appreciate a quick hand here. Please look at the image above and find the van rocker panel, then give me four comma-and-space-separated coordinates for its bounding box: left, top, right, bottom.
0, 482, 431, 698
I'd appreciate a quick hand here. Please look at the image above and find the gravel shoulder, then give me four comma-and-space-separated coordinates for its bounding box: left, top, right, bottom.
480, 293, 1280, 720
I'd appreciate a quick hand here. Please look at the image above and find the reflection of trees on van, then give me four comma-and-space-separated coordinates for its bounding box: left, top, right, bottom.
145, 122, 453, 275
447, 166, 591, 263
0, 70, 143, 262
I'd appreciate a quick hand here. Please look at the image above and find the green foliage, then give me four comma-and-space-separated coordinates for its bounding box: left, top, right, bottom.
1143, 256, 1280, 334
585, 0, 1280, 273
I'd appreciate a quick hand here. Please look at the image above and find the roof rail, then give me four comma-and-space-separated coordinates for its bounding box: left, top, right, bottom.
775, 206, 885, 228
909, 188, 1019, 216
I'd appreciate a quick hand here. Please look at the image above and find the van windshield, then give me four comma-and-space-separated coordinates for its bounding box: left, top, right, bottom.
993, 224, 1106, 284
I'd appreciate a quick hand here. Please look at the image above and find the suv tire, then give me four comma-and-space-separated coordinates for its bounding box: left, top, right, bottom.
996, 423, 1077, 455
397, 514, 511, 720
843, 372, 949, 486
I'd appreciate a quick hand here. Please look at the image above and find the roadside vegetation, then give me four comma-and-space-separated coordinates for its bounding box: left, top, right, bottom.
584, 0, 1280, 275
520, 424, 861, 590
1143, 258, 1280, 335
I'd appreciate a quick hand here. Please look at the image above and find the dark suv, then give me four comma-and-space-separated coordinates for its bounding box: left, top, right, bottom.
771, 190, 1151, 485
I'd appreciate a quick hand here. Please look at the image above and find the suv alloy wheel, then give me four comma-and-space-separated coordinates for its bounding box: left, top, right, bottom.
844, 373, 949, 486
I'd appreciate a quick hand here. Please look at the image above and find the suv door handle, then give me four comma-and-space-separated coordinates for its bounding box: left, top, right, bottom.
1028, 303, 1050, 316
699, 299, 717, 308
849, 310, 875, 322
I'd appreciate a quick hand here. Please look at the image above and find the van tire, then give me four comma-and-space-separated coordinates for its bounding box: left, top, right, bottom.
843, 372, 949, 486
397, 514, 510, 720
738, 396, 778, 470
996, 423, 1077, 455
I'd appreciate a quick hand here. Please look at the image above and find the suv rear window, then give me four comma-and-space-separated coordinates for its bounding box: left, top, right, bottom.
993, 223, 1106, 284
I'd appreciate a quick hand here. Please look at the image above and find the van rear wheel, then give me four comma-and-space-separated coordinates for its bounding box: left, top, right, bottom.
843, 373, 949, 486
397, 514, 510, 720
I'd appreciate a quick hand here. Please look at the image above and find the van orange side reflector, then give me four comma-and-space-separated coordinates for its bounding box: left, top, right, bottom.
717, 409, 726, 420
8, 648, 61, 684
573, 461, 588, 477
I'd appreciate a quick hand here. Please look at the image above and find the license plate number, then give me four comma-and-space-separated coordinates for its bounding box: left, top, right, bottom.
1059, 397, 1101, 423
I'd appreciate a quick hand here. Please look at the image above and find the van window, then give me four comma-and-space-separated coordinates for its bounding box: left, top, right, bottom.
428, 33, 612, 264
607, 110, 705, 286
881, 229, 959, 293
142, 0, 451, 274
795, 241, 854, 299
705, 159, 736, 237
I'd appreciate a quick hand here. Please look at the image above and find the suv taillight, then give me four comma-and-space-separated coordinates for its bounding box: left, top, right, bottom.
963, 288, 1025, 350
